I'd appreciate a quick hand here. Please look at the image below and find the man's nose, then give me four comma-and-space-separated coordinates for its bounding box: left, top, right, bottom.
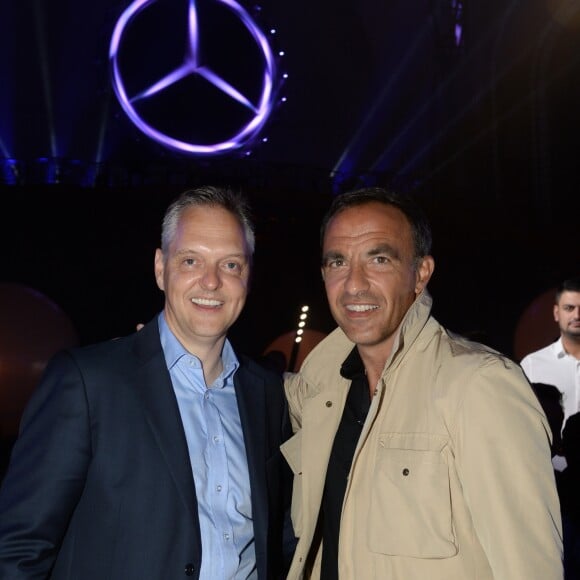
200, 265, 221, 290
344, 262, 370, 295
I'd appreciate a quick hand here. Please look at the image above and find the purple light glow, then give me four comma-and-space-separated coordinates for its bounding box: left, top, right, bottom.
455, 23, 462, 47
109, 0, 276, 155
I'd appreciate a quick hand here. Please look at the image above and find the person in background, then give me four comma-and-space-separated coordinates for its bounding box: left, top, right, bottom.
520, 277, 580, 428
281, 187, 562, 579
0, 186, 294, 579
530, 382, 565, 459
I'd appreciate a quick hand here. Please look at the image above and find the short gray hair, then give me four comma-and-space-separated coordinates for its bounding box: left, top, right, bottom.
161, 186, 255, 256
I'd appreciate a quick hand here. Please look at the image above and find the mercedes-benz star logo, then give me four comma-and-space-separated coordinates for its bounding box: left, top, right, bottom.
109, 0, 277, 155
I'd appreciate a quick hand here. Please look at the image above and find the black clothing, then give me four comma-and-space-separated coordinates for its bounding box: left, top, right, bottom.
320, 347, 370, 580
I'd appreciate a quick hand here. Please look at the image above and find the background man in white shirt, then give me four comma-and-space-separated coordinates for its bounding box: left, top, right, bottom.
521, 277, 580, 425
521, 276, 580, 470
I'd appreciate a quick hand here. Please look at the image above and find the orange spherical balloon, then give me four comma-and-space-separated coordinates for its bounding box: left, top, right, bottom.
264, 329, 327, 372
0, 283, 78, 438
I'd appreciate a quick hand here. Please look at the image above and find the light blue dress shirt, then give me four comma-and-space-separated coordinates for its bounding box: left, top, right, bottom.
159, 313, 256, 579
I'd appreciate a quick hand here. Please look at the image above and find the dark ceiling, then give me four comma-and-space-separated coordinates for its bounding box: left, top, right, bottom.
1, 0, 580, 359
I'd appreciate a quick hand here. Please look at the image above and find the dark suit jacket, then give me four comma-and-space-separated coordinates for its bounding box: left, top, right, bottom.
0, 318, 294, 579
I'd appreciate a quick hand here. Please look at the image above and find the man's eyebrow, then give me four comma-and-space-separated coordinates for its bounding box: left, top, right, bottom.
321, 250, 344, 263
174, 249, 198, 257
220, 252, 248, 260
367, 243, 400, 260
174, 249, 247, 258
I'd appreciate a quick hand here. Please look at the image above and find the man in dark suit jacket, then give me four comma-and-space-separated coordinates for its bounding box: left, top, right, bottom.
0, 186, 294, 579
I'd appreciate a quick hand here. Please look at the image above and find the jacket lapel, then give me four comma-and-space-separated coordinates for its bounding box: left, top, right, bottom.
234, 362, 268, 556
132, 321, 200, 526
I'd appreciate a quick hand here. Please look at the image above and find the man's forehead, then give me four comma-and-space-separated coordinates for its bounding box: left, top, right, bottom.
328, 202, 409, 229
558, 291, 580, 305
323, 214, 412, 251
323, 233, 398, 252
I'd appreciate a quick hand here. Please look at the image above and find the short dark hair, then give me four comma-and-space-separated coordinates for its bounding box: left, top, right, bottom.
320, 187, 432, 260
555, 276, 580, 303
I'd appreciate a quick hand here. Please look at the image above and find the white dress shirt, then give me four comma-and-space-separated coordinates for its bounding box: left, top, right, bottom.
520, 337, 580, 424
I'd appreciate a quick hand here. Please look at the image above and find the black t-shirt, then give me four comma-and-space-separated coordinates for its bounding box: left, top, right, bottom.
320, 347, 371, 580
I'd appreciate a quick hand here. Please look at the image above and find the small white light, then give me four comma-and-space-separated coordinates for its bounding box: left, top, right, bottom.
299, 313, 307, 320
297, 329, 304, 336
301, 306, 309, 312
295, 336, 302, 343
298, 321, 305, 328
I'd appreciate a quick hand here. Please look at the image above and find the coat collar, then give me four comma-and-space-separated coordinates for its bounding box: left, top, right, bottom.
298, 289, 433, 392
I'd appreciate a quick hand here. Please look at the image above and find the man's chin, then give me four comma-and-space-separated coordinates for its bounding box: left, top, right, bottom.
340, 327, 386, 349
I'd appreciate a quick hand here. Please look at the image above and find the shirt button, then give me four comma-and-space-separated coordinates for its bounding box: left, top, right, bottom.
184, 563, 195, 576
223, 532, 230, 541
326, 401, 332, 407
402, 468, 410, 476
213, 436, 219, 443
216, 485, 222, 492
204, 391, 210, 400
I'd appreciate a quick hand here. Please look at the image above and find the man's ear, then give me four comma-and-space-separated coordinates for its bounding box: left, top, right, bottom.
415, 255, 435, 295
154, 248, 165, 291
553, 303, 559, 322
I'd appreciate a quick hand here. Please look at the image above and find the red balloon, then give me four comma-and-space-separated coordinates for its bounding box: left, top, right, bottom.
264, 329, 327, 372
0, 283, 78, 438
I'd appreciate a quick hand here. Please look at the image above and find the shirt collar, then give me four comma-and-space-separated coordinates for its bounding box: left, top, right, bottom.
157, 312, 239, 380
553, 337, 568, 359
340, 346, 366, 380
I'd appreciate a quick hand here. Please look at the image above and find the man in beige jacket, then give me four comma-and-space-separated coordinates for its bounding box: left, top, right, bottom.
281, 187, 563, 579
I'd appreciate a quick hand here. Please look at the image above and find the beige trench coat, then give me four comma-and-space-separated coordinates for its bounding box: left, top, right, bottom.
282, 291, 563, 579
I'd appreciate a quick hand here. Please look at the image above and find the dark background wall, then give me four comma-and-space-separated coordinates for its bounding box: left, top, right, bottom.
1, 0, 580, 430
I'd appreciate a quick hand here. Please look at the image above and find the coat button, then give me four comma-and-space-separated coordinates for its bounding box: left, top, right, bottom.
326, 401, 332, 407
184, 563, 195, 576
402, 468, 410, 476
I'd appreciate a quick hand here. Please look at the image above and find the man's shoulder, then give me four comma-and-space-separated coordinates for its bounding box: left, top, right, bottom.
75, 329, 141, 357
305, 327, 352, 362
54, 321, 159, 370
520, 340, 559, 364
433, 324, 518, 375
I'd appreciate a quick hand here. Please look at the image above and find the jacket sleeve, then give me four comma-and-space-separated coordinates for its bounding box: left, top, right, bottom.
452, 355, 563, 580
283, 372, 308, 433
0, 351, 91, 579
